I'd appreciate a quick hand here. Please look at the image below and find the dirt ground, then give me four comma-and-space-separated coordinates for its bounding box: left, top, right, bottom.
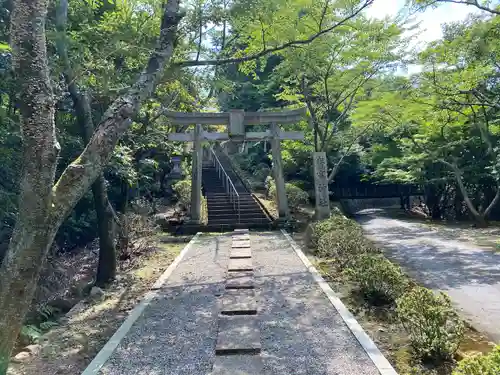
7, 234, 188, 375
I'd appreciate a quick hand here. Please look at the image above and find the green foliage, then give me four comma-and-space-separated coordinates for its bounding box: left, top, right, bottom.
352, 15, 500, 221
39, 321, 59, 331
396, 287, 465, 361
453, 345, 500, 375
284, 183, 309, 211
306, 211, 361, 249
19, 325, 42, 345
37, 305, 58, 322
172, 179, 192, 209
345, 253, 409, 305
268, 180, 309, 212
316, 226, 374, 269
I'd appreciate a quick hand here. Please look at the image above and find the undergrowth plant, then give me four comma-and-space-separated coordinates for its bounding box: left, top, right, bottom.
345, 253, 409, 305
453, 345, 500, 375
397, 287, 465, 361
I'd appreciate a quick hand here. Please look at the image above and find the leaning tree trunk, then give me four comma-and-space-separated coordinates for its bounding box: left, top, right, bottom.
443, 160, 500, 226
0, 0, 182, 371
0, 0, 60, 371
55, 0, 116, 286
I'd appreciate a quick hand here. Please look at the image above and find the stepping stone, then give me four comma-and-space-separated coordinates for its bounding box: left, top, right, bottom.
211, 355, 264, 375
230, 247, 251, 259
232, 235, 250, 240
233, 229, 249, 233
226, 271, 254, 289
216, 315, 261, 355
228, 258, 253, 271
232, 240, 250, 248
221, 289, 257, 315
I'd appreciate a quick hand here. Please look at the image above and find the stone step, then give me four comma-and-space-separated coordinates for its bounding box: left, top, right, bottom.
232, 235, 250, 242
208, 214, 267, 219
215, 315, 261, 355
209, 208, 263, 214
220, 289, 257, 315
207, 197, 255, 201
209, 195, 254, 200
226, 271, 254, 289
211, 355, 264, 375
210, 219, 269, 226
230, 247, 252, 258
207, 199, 256, 204
207, 205, 261, 210
209, 213, 266, 219
209, 217, 267, 223
207, 204, 261, 210
234, 229, 250, 233
232, 240, 251, 249
228, 258, 253, 271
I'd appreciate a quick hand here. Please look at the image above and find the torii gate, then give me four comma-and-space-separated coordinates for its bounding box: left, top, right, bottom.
166, 108, 331, 223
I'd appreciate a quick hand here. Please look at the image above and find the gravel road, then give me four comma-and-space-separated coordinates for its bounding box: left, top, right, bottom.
356, 208, 500, 342
93, 231, 388, 374
98, 234, 230, 375
252, 231, 381, 375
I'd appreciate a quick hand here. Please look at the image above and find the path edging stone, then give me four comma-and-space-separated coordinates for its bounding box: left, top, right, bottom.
280, 229, 398, 375
80, 232, 202, 375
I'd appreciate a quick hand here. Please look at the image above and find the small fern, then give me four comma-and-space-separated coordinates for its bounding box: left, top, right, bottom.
20, 325, 42, 344
39, 321, 59, 331
37, 305, 57, 321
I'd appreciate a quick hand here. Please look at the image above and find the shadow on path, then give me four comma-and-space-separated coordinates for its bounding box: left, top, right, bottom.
355, 208, 500, 342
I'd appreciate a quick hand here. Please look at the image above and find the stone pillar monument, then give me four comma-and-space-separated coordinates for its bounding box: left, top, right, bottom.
270, 123, 290, 220
190, 124, 203, 223
313, 151, 331, 220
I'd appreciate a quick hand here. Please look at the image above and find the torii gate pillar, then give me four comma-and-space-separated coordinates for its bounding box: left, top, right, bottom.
190, 124, 203, 223
270, 123, 290, 220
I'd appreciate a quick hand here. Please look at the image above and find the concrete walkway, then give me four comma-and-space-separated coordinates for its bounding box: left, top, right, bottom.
84, 231, 394, 375
356, 208, 500, 343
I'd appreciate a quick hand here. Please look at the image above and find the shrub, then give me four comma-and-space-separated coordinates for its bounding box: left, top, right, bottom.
453, 345, 500, 375
172, 179, 191, 209
345, 253, 409, 305
265, 176, 274, 197
396, 286, 465, 361
288, 180, 307, 190
254, 164, 271, 184
306, 213, 363, 249
285, 183, 309, 211
316, 228, 374, 268
268, 180, 309, 212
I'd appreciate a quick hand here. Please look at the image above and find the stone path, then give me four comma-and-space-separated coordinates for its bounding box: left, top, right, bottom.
356, 208, 500, 343
86, 230, 394, 375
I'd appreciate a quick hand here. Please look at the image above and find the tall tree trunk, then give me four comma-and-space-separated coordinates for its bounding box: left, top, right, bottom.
440, 159, 500, 225
92, 177, 116, 285
0, 0, 182, 371
0, 0, 60, 371
56, 0, 116, 286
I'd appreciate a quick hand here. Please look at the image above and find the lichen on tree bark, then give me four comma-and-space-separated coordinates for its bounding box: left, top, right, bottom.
0, 0, 183, 371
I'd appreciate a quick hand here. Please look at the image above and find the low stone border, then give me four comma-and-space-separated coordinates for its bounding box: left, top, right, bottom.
281, 230, 398, 375
81, 232, 202, 375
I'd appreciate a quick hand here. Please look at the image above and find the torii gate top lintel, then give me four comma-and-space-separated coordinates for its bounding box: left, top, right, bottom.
166, 108, 306, 142
163, 108, 306, 126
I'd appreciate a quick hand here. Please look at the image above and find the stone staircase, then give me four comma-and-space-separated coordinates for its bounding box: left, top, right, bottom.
202, 149, 271, 229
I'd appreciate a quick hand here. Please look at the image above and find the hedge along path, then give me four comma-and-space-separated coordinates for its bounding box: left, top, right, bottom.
81, 230, 396, 375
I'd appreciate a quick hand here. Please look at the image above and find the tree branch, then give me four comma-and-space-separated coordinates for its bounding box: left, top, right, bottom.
174, 0, 374, 67
434, 0, 500, 15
